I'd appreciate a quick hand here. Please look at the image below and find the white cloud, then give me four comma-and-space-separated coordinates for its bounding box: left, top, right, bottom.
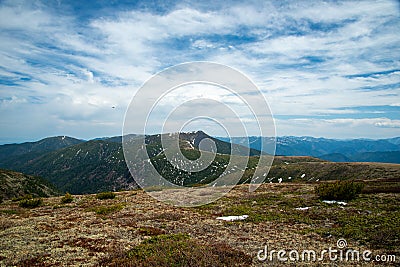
290, 0, 396, 23
0, 4, 51, 30
0, 0, 398, 142
374, 120, 400, 128
192, 39, 216, 49
276, 118, 400, 138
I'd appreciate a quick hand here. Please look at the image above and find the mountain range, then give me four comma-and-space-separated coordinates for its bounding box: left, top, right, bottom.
0, 132, 399, 195
217, 136, 400, 164
0, 132, 258, 194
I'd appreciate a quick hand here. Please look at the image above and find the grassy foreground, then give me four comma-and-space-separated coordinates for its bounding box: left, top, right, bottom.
0, 182, 399, 266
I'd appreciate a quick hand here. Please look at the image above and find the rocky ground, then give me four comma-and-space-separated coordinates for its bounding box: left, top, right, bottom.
0, 183, 398, 266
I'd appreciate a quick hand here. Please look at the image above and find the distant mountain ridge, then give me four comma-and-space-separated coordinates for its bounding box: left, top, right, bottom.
343, 151, 400, 164
0, 133, 399, 195
0, 131, 261, 194
217, 136, 400, 164
0, 136, 83, 162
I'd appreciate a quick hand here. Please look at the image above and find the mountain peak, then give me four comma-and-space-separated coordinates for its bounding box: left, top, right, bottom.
179, 131, 211, 147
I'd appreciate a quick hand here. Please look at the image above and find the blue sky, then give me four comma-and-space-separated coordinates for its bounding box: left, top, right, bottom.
0, 0, 399, 143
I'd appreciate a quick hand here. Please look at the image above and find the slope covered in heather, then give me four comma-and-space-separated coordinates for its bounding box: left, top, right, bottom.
0, 168, 59, 200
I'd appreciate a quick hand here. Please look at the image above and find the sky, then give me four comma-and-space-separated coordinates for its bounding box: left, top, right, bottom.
0, 0, 399, 144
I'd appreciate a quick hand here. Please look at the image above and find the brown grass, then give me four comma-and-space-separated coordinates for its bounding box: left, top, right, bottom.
0, 183, 399, 266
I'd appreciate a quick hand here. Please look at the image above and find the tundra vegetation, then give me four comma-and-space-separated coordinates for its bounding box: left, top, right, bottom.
0, 180, 398, 266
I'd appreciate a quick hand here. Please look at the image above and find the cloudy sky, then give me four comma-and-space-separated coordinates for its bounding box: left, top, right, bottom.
0, 0, 399, 143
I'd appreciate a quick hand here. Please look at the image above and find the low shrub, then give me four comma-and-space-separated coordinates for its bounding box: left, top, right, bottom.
138, 226, 166, 236
19, 198, 43, 208
315, 180, 364, 201
95, 192, 116, 200
90, 204, 124, 215
0, 209, 17, 215
98, 233, 253, 266
61, 192, 74, 203
12, 194, 33, 202
361, 183, 400, 194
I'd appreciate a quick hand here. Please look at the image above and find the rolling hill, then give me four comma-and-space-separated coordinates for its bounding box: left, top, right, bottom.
267, 157, 400, 182
320, 151, 400, 164
351, 151, 400, 164
0, 136, 84, 168
217, 136, 400, 163
0, 136, 83, 162
0, 168, 59, 200
4, 140, 134, 194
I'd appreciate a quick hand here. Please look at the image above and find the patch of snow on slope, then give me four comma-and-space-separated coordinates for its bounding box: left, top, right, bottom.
216, 215, 249, 221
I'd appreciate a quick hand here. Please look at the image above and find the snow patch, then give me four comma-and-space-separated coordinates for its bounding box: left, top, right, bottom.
186, 140, 195, 149
216, 215, 249, 221
295, 207, 311, 211
322, 200, 347, 206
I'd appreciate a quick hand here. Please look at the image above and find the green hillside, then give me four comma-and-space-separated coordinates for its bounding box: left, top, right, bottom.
145, 131, 262, 156
0, 132, 262, 194
14, 140, 134, 194
0, 136, 84, 170
0, 169, 59, 200
266, 159, 400, 182
1, 132, 399, 195
0, 136, 83, 163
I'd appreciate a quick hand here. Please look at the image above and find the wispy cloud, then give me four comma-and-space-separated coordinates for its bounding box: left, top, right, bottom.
276, 117, 400, 138
0, 0, 399, 143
